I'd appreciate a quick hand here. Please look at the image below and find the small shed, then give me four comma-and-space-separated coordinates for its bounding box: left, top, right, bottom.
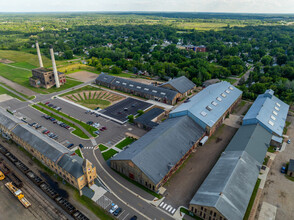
287, 159, 294, 177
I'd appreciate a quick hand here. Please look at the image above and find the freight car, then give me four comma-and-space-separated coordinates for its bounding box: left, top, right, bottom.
26, 171, 44, 186
55, 196, 76, 215
72, 210, 90, 220
40, 182, 59, 199
5, 152, 18, 163
15, 161, 29, 174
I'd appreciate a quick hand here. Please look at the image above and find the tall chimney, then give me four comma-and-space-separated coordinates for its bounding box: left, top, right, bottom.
35, 41, 43, 68
49, 45, 60, 88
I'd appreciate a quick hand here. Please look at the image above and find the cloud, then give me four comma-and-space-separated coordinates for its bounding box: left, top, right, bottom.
0, 0, 293, 13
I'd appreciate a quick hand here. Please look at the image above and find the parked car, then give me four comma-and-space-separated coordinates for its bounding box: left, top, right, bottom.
281, 166, 286, 174
79, 144, 84, 149
102, 126, 107, 130
56, 107, 62, 111
45, 102, 50, 105
87, 121, 94, 125
85, 110, 90, 114
113, 207, 122, 216
44, 130, 50, 134
29, 122, 36, 127
48, 104, 53, 107
42, 129, 48, 134
65, 125, 70, 129
67, 143, 74, 148
35, 125, 42, 129
94, 131, 100, 135
130, 216, 137, 220
287, 139, 291, 144
109, 204, 118, 214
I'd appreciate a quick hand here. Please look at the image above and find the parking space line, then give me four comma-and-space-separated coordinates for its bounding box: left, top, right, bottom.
121, 213, 129, 220
117, 210, 125, 219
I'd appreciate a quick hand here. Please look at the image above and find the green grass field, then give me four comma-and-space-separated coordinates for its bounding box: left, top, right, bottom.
98, 144, 108, 151
115, 137, 135, 150
243, 179, 261, 220
0, 85, 25, 101
60, 85, 101, 96
102, 149, 118, 161
222, 78, 237, 84
75, 149, 83, 158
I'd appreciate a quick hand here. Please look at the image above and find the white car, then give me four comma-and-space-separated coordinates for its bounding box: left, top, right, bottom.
109, 204, 118, 214
287, 139, 291, 144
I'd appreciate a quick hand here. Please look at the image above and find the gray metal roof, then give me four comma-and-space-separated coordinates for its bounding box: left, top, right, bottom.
111, 116, 205, 185
96, 73, 178, 101
134, 108, 164, 129
190, 150, 261, 220
288, 159, 294, 172
57, 154, 84, 179
224, 124, 272, 165
0, 109, 19, 130
12, 124, 70, 163
170, 81, 242, 129
243, 89, 289, 137
160, 76, 195, 94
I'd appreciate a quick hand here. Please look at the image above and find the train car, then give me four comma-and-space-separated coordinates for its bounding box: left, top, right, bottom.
0, 145, 8, 154
8, 172, 23, 188
26, 171, 44, 186
72, 210, 90, 220
15, 161, 30, 174
5, 152, 18, 164
0, 161, 10, 175
55, 197, 76, 215
40, 182, 59, 199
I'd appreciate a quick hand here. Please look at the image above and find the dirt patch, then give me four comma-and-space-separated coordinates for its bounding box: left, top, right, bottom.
67, 71, 98, 82
0, 76, 37, 97
0, 59, 14, 64
163, 124, 238, 208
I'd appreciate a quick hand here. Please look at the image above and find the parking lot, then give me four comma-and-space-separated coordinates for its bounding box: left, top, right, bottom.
100, 97, 152, 123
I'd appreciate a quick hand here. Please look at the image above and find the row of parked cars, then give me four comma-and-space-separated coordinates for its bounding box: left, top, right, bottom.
42, 115, 71, 130
85, 110, 100, 117
44, 102, 62, 111
109, 203, 122, 216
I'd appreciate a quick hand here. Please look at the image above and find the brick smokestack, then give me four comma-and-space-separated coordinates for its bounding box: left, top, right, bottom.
35, 41, 43, 68
49, 45, 60, 88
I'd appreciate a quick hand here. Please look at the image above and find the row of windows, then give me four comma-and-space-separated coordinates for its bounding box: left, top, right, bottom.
191, 206, 227, 220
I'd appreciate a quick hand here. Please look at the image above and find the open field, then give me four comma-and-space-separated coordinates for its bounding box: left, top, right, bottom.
0, 85, 25, 101
63, 87, 125, 109
102, 149, 118, 161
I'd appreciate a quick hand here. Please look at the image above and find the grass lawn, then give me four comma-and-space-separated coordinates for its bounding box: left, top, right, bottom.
263, 156, 269, 166
113, 169, 162, 199
180, 207, 202, 220
267, 146, 276, 153
102, 149, 118, 161
243, 178, 261, 220
284, 121, 291, 135
38, 102, 98, 136
98, 144, 108, 151
0, 63, 83, 94
0, 85, 26, 101
75, 149, 83, 158
285, 175, 294, 182
76, 99, 111, 110
60, 85, 101, 97
222, 78, 237, 84
0, 50, 54, 67
32, 104, 89, 139
115, 137, 135, 150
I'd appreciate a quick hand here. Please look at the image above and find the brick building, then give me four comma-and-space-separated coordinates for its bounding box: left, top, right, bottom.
0, 108, 96, 191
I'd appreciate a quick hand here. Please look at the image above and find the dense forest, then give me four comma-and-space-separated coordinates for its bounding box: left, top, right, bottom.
0, 13, 293, 104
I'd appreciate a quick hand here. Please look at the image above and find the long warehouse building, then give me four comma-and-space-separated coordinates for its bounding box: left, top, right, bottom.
0, 108, 97, 191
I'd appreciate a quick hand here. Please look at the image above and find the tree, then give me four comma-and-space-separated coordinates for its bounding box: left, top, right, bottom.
261, 55, 273, 66
111, 66, 122, 74
128, 115, 134, 123
64, 50, 73, 59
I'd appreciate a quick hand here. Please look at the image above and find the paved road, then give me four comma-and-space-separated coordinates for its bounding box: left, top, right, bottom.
229, 66, 253, 86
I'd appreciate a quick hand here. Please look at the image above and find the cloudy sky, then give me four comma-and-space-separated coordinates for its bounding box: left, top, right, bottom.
1, 0, 294, 13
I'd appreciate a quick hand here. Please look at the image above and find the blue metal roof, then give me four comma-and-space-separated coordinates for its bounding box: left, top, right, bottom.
159, 76, 195, 94
243, 89, 289, 137
169, 81, 242, 128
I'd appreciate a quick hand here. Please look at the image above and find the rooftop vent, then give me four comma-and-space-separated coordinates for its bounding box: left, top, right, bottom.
200, 111, 207, 117
116, 81, 120, 83
122, 82, 127, 85
144, 88, 149, 91
268, 120, 274, 126
206, 106, 213, 111
276, 102, 281, 107
225, 89, 230, 94
152, 90, 157, 93
273, 111, 278, 116
216, 97, 222, 102
130, 84, 134, 87
137, 86, 141, 89
211, 101, 218, 106
274, 106, 280, 111
221, 93, 227, 98
270, 115, 276, 121
161, 92, 166, 95
229, 86, 234, 90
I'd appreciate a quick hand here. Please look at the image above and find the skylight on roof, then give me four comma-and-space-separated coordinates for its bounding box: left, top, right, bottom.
221, 93, 227, 98
268, 120, 274, 126
276, 102, 281, 107
152, 90, 157, 93
104, 77, 107, 80
161, 92, 166, 95
137, 86, 141, 89
130, 84, 134, 87
206, 106, 213, 111
274, 106, 280, 111
144, 88, 149, 91
200, 111, 207, 117
122, 82, 127, 85
229, 86, 234, 90
216, 97, 222, 102
225, 90, 230, 94
271, 115, 276, 121
211, 101, 218, 106
116, 81, 120, 83
273, 111, 278, 116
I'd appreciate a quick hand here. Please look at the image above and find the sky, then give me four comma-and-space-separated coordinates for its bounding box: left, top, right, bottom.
1, 0, 294, 13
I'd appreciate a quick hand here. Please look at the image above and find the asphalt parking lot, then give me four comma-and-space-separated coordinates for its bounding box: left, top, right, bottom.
100, 97, 152, 123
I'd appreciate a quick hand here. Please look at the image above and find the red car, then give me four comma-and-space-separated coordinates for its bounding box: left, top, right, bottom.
44, 130, 50, 134
45, 102, 50, 105
102, 126, 107, 130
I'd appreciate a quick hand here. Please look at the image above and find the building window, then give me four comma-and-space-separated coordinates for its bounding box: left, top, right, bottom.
204, 208, 207, 212
209, 217, 211, 220
194, 208, 197, 214
201, 207, 203, 210
210, 211, 213, 215
214, 212, 216, 217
